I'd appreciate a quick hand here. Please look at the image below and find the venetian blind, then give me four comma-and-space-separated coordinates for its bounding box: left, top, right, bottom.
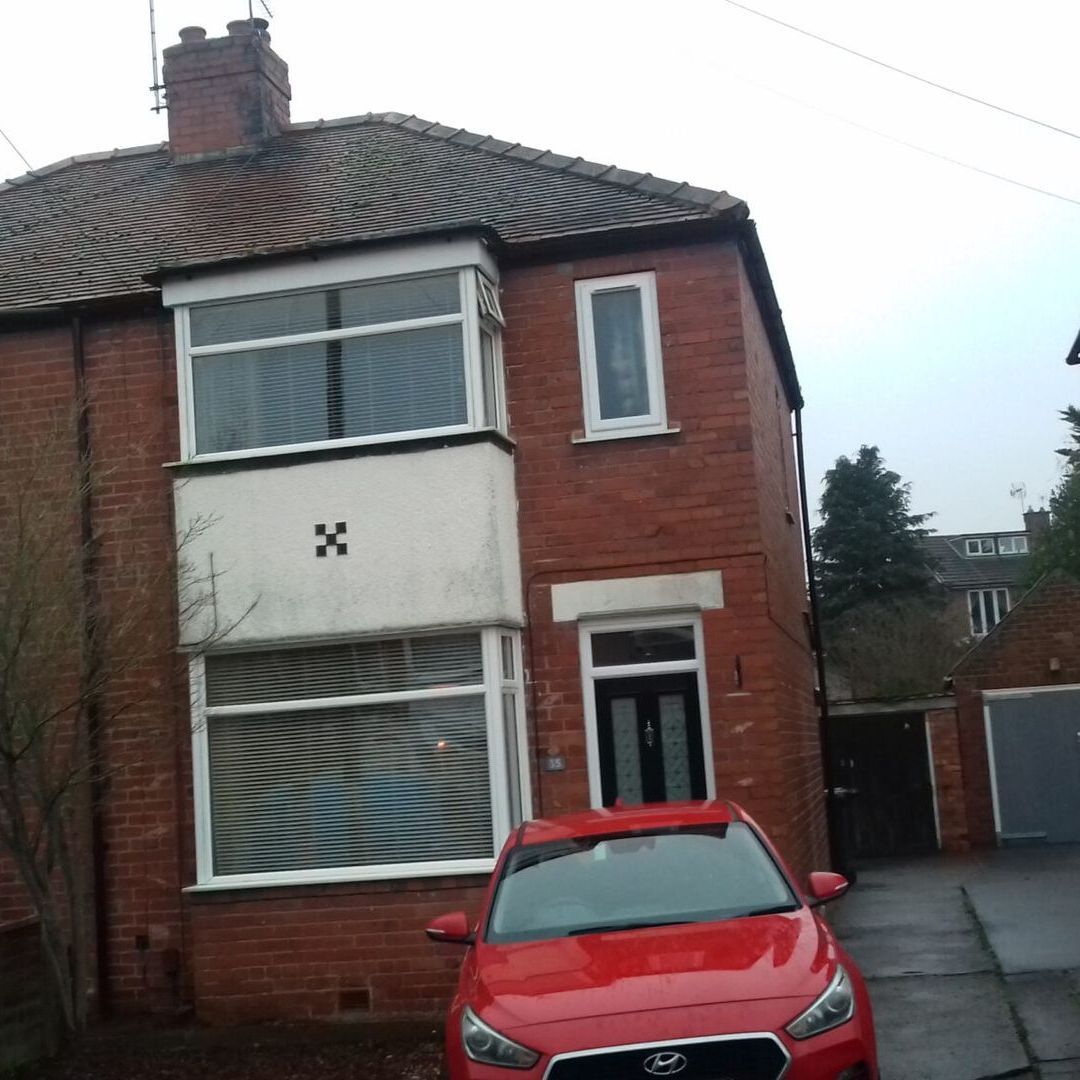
204, 634, 493, 876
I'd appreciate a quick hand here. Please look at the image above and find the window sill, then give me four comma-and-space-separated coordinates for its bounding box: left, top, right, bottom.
571, 424, 681, 445
183, 858, 498, 897
165, 428, 515, 477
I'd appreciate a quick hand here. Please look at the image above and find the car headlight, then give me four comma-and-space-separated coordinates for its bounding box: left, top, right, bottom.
785, 965, 855, 1040
461, 1006, 540, 1069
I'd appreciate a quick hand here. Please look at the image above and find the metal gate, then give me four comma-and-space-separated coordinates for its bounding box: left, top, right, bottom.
986, 687, 1080, 844
829, 712, 939, 858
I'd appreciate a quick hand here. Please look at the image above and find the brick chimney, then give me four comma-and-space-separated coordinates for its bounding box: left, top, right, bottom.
162, 19, 291, 160
1024, 507, 1051, 545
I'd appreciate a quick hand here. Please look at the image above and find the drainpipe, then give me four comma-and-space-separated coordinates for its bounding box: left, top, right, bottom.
71, 314, 111, 1017
793, 406, 846, 874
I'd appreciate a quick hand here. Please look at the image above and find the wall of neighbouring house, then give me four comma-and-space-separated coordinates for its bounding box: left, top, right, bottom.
952, 573, 1080, 846
504, 239, 826, 883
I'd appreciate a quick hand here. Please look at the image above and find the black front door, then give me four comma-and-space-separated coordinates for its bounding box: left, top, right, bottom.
595, 673, 707, 806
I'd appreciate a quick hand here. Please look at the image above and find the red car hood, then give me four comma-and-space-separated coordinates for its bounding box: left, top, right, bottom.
469, 911, 835, 1029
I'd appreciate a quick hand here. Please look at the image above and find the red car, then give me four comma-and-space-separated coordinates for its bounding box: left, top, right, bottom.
426, 801, 876, 1080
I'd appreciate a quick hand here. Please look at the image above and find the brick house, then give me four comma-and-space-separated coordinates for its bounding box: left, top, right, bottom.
951, 571, 1080, 848
0, 18, 827, 1022
920, 509, 1046, 638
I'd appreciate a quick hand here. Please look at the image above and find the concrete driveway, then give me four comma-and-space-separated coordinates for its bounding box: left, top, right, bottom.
829, 845, 1080, 1080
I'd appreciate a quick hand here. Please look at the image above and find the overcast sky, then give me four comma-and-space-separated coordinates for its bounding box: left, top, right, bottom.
2, 0, 1078, 534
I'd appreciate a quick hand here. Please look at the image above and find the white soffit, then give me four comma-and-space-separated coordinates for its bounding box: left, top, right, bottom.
551, 571, 724, 623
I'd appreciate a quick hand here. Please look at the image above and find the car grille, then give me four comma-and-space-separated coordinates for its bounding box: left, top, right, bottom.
546, 1036, 789, 1080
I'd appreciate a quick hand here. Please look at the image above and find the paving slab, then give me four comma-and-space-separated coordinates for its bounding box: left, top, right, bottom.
868, 973, 1029, 1080
1039, 1061, 1080, 1077
963, 845, 1080, 974
1005, 971, 1080, 1065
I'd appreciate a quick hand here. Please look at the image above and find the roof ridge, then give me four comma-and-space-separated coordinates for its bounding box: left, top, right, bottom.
0, 142, 166, 194
355, 111, 746, 219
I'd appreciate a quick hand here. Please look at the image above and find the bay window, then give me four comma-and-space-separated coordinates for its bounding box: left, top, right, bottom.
190, 628, 529, 888
177, 264, 505, 460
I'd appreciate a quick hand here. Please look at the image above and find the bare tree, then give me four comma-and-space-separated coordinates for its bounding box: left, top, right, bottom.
0, 404, 233, 1037
825, 597, 971, 701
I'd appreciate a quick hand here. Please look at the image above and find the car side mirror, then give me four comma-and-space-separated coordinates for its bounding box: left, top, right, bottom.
425, 910, 475, 945
806, 871, 850, 907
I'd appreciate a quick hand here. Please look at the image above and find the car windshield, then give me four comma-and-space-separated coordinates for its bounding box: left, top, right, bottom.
486, 823, 799, 943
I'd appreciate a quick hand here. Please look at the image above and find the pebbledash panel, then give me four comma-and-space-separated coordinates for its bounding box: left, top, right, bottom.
545, 1035, 790, 1080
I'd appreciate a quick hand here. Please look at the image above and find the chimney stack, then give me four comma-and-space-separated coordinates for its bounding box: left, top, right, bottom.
162, 18, 291, 160
1024, 508, 1051, 546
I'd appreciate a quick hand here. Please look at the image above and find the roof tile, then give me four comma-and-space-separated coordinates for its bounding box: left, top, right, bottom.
0, 113, 743, 310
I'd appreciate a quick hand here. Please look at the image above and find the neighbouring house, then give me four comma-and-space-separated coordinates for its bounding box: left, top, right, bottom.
951, 570, 1080, 848
0, 19, 827, 1022
825, 509, 1070, 860
920, 509, 1046, 638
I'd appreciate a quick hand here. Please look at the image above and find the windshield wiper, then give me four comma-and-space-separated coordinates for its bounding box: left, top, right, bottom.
738, 903, 800, 918
567, 919, 690, 936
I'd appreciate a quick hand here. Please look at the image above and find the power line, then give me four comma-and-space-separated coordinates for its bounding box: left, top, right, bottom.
721, 0, 1080, 143
743, 76, 1080, 209
0, 125, 32, 172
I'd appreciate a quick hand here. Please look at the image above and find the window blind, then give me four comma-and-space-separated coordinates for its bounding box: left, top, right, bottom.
208, 697, 492, 875
203, 634, 493, 877
192, 324, 467, 454
205, 634, 484, 705
189, 273, 462, 347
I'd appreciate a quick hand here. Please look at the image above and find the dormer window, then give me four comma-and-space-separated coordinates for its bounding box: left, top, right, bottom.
965, 538, 995, 556
168, 242, 505, 461
997, 536, 1028, 555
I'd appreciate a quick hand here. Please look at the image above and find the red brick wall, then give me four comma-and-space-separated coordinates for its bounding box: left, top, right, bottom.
162, 29, 291, 158
738, 259, 826, 874
0, 326, 81, 929
504, 240, 826, 882
189, 878, 486, 1022
952, 573, 1080, 846
926, 707, 969, 852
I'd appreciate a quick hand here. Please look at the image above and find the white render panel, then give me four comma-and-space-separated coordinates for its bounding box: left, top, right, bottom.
174, 441, 522, 646
551, 571, 724, 623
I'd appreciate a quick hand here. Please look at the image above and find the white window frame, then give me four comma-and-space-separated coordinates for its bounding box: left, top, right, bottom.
574, 271, 670, 441
996, 536, 1028, 555
965, 537, 995, 556
968, 588, 1010, 636
187, 626, 530, 891
169, 242, 506, 463
577, 612, 715, 809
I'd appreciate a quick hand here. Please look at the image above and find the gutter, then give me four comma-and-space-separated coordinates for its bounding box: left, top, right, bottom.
71, 314, 111, 1017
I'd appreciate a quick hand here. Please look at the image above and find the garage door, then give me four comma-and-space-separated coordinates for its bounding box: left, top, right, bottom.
987, 688, 1080, 843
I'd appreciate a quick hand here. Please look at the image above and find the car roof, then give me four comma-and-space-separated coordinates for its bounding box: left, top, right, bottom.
518, 800, 743, 845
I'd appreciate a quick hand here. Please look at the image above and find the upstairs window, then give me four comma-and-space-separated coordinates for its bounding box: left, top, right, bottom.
969, 588, 1009, 636
997, 536, 1028, 555
965, 538, 995, 556
180, 268, 504, 459
575, 272, 668, 440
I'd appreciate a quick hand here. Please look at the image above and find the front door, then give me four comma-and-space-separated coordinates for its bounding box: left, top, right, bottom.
595, 673, 707, 806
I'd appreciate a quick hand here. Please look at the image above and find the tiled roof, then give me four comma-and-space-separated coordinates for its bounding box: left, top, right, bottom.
0, 112, 747, 311
921, 534, 1031, 589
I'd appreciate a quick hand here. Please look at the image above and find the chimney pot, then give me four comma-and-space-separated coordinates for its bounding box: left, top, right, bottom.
177, 26, 207, 43
227, 17, 270, 37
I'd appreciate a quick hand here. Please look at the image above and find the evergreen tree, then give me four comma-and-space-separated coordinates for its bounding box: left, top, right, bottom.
813, 445, 933, 621
1030, 407, 1080, 582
